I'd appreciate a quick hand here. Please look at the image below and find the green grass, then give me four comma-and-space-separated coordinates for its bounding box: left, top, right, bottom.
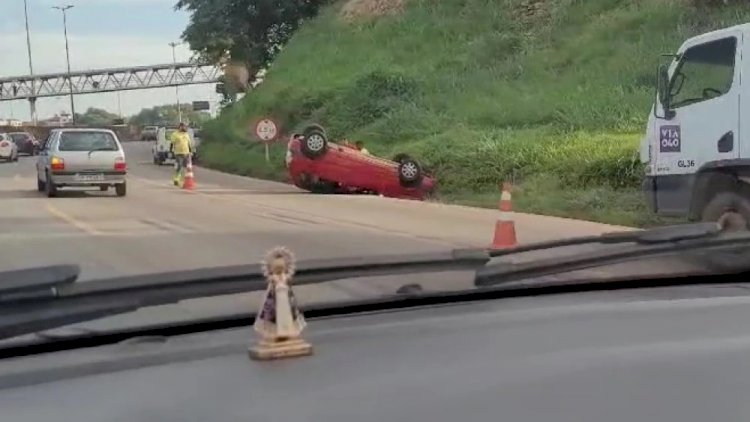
199, 0, 750, 227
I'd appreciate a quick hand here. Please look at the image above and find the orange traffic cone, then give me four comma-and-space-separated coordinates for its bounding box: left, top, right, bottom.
182, 158, 196, 190
491, 182, 517, 249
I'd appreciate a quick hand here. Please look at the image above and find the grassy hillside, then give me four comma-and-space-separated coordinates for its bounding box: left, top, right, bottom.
199, 0, 750, 227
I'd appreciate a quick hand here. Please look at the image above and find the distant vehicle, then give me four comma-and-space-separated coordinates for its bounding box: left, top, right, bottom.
36, 128, 127, 198
286, 125, 436, 200
8, 132, 39, 155
140, 125, 158, 141
152, 126, 198, 165
0, 133, 19, 162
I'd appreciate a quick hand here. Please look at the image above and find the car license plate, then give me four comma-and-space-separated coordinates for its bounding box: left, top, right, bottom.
74, 173, 105, 182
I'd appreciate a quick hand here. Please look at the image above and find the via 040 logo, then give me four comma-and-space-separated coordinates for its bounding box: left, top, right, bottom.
677, 159, 695, 168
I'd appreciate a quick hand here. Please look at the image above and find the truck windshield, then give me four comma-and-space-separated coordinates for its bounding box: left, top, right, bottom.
670, 36, 736, 109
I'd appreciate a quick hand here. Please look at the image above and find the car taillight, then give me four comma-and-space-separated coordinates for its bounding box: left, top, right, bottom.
0, 141, 8, 148
114, 157, 127, 171
50, 156, 65, 171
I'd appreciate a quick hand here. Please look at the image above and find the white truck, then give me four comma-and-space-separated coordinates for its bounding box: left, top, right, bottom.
642, 23, 750, 230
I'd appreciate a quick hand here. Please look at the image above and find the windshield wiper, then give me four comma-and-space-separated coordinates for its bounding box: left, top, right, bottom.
0, 265, 141, 341
475, 222, 750, 286
87, 147, 115, 157
0, 265, 79, 301
0, 250, 490, 341
2, 222, 746, 342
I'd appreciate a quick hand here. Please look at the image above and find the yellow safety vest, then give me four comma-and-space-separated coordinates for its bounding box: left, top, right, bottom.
170, 131, 192, 155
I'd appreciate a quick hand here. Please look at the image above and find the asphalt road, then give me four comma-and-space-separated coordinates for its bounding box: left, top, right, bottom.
0, 141, 633, 279
0, 141, 690, 340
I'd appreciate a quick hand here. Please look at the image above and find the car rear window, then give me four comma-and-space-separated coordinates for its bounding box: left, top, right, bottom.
58, 132, 119, 152
9, 134, 29, 143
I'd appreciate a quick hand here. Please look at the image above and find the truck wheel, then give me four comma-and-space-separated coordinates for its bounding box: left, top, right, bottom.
300, 125, 328, 159
701, 191, 750, 231
397, 156, 423, 187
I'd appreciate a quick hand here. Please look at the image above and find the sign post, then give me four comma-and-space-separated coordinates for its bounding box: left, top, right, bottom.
254, 118, 279, 163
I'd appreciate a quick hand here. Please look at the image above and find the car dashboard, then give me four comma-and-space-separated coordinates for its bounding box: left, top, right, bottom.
3, 284, 750, 422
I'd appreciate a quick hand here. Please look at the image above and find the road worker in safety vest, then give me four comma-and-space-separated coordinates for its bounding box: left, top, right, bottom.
170, 122, 193, 186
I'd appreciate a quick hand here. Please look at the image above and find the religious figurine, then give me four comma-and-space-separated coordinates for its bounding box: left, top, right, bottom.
248, 247, 313, 360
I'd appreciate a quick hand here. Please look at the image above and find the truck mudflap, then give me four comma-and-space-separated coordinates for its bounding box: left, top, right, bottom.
642, 176, 657, 214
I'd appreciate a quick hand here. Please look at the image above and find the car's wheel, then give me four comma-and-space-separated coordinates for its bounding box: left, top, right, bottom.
115, 182, 127, 197
45, 172, 57, 198
300, 125, 328, 159
100, 185, 109, 192
701, 191, 750, 231
397, 155, 423, 187
37, 177, 45, 192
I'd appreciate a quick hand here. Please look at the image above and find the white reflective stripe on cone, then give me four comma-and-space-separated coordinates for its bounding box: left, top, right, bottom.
498, 211, 513, 221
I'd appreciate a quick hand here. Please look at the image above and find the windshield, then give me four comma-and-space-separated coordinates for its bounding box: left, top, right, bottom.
1, 0, 749, 342
9, 133, 30, 143
58, 132, 118, 151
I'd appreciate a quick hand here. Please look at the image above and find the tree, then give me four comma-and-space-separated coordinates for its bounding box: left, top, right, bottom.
128, 104, 212, 127
175, 0, 327, 99
75, 107, 121, 126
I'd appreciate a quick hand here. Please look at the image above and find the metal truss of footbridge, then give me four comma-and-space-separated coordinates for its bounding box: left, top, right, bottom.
0, 62, 221, 101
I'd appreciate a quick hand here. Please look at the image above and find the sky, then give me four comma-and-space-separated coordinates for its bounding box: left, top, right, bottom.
0, 0, 221, 121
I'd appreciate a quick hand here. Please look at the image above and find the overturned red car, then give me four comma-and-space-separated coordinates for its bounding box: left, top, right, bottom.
285, 125, 436, 200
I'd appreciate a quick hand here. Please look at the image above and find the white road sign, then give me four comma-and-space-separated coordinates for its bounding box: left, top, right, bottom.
254, 118, 278, 142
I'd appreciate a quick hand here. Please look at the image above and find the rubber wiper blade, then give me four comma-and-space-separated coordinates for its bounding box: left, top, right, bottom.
0, 250, 491, 341
87, 147, 114, 157
476, 224, 747, 287
61, 249, 490, 300
488, 222, 721, 258
0, 265, 80, 301
1, 300, 138, 341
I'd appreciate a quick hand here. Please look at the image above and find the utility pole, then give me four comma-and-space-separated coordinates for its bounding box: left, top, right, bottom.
53, 4, 76, 126
168, 41, 182, 123
116, 91, 122, 118
23, 0, 37, 124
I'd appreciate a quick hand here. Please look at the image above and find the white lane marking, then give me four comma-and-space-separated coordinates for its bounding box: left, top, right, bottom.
45, 204, 103, 236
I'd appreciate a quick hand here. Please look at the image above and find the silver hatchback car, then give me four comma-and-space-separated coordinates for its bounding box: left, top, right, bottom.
36, 128, 127, 197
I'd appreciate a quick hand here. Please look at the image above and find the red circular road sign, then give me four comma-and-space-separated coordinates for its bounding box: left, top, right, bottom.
254, 118, 279, 142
